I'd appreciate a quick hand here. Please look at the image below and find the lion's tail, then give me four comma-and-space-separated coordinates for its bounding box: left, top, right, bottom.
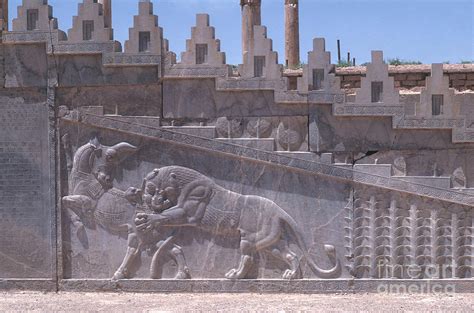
283, 215, 341, 279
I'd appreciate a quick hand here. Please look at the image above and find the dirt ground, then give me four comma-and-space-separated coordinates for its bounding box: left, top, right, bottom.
0, 292, 473, 312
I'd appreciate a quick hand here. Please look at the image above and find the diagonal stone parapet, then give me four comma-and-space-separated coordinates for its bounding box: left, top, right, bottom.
62, 112, 474, 208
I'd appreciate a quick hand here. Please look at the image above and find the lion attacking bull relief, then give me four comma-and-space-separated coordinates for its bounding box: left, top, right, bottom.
131, 166, 342, 280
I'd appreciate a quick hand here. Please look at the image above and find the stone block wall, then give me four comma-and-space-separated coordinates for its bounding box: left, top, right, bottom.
335, 64, 474, 91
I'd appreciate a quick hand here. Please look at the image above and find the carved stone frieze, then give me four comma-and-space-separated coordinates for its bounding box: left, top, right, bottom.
2, 0, 474, 293
345, 187, 473, 279
127, 166, 341, 280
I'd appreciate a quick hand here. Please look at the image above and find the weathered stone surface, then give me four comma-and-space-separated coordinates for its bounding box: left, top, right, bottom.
3, 43, 48, 87
163, 78, 308, 118
310, 104, 474, 153
0, 98, 54, 279
59, 122, 349, 280
57, 55, 159, 86
0, 0, 473, 294
56, 84, 162, 116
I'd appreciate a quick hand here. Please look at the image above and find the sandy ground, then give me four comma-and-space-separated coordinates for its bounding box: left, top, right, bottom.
0, 292, 473, 312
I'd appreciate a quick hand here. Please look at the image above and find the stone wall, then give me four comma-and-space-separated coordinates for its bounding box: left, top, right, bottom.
334, 64, 474, 91
0, 0, 473, 293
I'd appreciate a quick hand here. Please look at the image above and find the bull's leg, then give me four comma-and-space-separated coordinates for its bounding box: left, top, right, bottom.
169, 245, 191, 279
62, 195, 93, 246
225, 236, 255, 279
112, 232, 141, 281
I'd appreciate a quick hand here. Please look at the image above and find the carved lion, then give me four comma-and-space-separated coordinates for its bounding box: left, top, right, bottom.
135, 166, 341, 280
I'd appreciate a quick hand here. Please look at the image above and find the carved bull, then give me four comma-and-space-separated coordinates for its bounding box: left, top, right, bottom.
62, 139, 190, 280
62, 138, 137, 241
135, 166, 341, 280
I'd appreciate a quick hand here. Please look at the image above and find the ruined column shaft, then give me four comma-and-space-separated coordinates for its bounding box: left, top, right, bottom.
285, 0, 300, 68
241, 0, 261, 59
99, 0, 112, 28
0, 0, 8, 31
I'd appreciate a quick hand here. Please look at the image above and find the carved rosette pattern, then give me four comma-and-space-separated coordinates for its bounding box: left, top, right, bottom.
247, 118, 272, 138
215, 117, 244, 138
277, 118, 304, 152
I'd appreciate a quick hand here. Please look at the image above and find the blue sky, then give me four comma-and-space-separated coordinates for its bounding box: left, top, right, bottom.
8, 0, 474, 65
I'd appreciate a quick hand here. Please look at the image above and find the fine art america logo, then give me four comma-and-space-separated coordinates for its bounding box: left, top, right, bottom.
376, 260, 456, 294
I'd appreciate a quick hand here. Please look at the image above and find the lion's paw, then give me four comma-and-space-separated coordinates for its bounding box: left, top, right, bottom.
282, 269, 297, 280
174, 268, 191, 280
111, 271, 126, 281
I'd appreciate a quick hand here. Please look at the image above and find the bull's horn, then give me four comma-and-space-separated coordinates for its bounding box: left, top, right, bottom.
110, 142, 137, 154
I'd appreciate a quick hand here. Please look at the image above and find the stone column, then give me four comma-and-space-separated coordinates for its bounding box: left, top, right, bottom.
0, 0, 8, 31
285, 0, 300, 69
98, 0, 112, 28
241, 0, 261, 60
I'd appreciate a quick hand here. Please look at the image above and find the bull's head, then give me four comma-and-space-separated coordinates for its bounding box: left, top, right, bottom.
90, 139, 137, 189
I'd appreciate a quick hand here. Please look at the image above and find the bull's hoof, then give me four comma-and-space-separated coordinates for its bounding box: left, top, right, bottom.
174, 268, 191, 280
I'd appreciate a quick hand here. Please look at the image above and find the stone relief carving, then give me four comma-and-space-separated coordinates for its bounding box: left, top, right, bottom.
452, 167, 467, 189
63, 139, 190, 280
114, 170, 191, 280
62, 138, 137, 246
345, 188, 473, 279
216, 117, 244, 138
277, 118, 304, 151
247, 117, 273, 138
131, 166, 341, 280
62, 139, 340, 280
393, 157, 407, 176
